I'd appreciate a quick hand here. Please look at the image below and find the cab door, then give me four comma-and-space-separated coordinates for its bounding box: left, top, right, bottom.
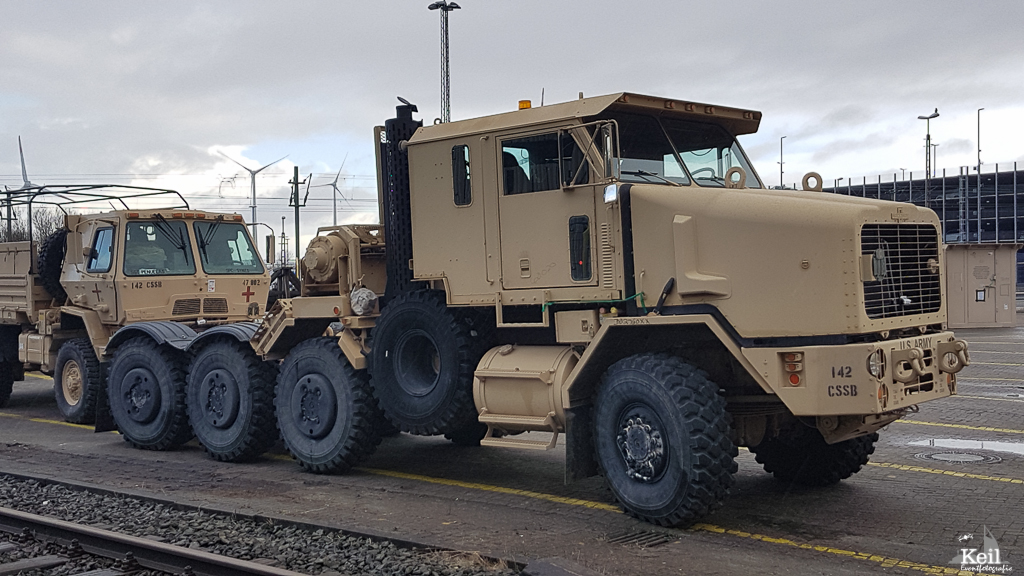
497, 130, 597, 290
63, 221, 119, 322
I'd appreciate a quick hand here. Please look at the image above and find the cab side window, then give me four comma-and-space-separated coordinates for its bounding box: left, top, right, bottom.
452, 144, 471, 206
86, 227, 114, 273
502, 134, 560, 194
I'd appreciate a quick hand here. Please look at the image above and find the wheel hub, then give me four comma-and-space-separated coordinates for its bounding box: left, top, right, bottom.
393, 330, 441, 397
121, 367, 161, 424
617, 414, 666, 483
290, 374, 337, 440
62, 360, 83, 406
199, 369, 240, 429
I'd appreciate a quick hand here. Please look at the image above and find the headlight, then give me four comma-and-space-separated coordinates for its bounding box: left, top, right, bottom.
867, 349, 886, 379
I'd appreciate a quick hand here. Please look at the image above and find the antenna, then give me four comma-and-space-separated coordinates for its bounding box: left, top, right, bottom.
218, 152, 287, 238
311, 153, 350, 226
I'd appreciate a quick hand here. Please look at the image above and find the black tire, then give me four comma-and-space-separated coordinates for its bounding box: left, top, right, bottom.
276, 337, 380, 473
750, 428, 878, 487
54, 339, 104, 424
444, 421, 488, 446
37, 228, 69, 303
594, 353, 737, 526
187, 339, 278, 462
0, 361, 13, 409
267, 267, 300, 309
107, 338, 192, 450
369, 291, 479, 435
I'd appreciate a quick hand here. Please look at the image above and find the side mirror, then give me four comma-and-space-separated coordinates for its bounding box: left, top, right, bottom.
83, 246, 97, 259
265, 235, 275, 265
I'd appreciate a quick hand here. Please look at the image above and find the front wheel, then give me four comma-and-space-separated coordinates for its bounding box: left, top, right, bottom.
750, 427, 878, 486
594, 353, 737, 526
54, 339, 104, 424
276, 337, 380, 473
107, 338, 192, 450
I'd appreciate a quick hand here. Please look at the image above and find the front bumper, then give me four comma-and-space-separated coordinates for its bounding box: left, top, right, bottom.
741, 331, 968, 417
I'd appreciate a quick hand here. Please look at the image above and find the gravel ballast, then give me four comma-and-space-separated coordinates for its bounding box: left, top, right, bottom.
0, 475, 517, 576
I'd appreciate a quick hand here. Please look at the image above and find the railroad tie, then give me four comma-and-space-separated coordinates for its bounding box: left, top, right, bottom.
0, 554, 66, 575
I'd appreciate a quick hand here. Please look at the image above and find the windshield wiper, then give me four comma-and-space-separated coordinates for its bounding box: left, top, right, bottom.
153, 214, 191, 264
622, 170, 683, 187
195, 221, 223, 264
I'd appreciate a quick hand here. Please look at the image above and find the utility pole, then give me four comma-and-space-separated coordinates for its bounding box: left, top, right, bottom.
288, 166, 309, 265
778, 136, 786, 189
428, 1, 461, 122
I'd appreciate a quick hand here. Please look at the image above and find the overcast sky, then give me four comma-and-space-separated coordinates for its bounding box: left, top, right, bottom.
2, 1, 1023, 253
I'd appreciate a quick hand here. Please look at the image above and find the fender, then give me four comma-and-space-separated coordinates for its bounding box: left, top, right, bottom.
105, 321, 198, 357
186, 322, 260, 352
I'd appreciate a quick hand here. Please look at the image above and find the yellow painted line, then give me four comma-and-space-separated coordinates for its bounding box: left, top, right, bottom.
894, 419, 1024, 435
0, 411, 110, 432
26, 373, 52, 381
360, 467, 623, 512
870, 462, 1024, 485
691, 523, 988, 576
956, 395, 1024, 403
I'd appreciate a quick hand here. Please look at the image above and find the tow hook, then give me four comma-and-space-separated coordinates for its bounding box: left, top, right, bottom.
891, 347, 927, 383
937, 339, 970, 374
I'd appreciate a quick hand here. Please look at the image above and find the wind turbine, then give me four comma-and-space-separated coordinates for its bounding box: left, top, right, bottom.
218, 151, 287, 237
311, 154, 349, 226
2, 137, 35, 238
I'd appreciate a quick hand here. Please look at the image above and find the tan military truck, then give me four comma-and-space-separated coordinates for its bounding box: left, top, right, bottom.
0, 189, 271, 461
115, 94, 971, 527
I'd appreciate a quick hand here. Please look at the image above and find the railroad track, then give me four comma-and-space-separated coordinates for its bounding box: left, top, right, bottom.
0, 506, 307, 576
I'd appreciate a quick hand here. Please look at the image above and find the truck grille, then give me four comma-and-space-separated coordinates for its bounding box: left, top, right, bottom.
861, 224, 942, 319
203, 298, 229, 314
172, 298, 201, 316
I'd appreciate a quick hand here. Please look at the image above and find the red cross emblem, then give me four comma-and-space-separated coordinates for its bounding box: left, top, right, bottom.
242, 286, 255, 302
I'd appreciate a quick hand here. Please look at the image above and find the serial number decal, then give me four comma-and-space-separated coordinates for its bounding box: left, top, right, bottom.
614, 318, 651, 325
130, 281, 163, 289
831, 366, 852, 378
243, 279, 262, 286
899, 337, 934, 350
828, 384, 858, 397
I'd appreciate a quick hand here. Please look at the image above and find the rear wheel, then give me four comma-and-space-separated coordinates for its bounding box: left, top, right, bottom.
0, 361, 13, 408
187, 339, 278, 462
750, 427, 878, 486
276, 337, 380, 473
107, 338, 191, 450
594, 353, 737, 526
369, 291, 478, 435
54, 339, 104, 424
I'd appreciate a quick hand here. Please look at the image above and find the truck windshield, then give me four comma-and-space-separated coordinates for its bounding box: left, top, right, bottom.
193, 221, 265, 274
609, 112, 762, 188
123, 219, 195, 276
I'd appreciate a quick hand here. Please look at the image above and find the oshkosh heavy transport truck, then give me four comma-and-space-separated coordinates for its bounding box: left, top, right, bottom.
102, 95, 970, 526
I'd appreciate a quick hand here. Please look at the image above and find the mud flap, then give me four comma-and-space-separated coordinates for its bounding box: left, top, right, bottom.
564, 404, 598, 483
93, 383, 116, 433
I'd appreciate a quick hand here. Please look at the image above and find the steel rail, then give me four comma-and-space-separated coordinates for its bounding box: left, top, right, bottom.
0, 506, 306, 576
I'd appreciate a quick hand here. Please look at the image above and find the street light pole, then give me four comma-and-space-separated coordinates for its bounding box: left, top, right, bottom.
977, 107, 984, 172
428, 1, 461, 123
917, 108, 939, 178
778, 136, 786, 189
